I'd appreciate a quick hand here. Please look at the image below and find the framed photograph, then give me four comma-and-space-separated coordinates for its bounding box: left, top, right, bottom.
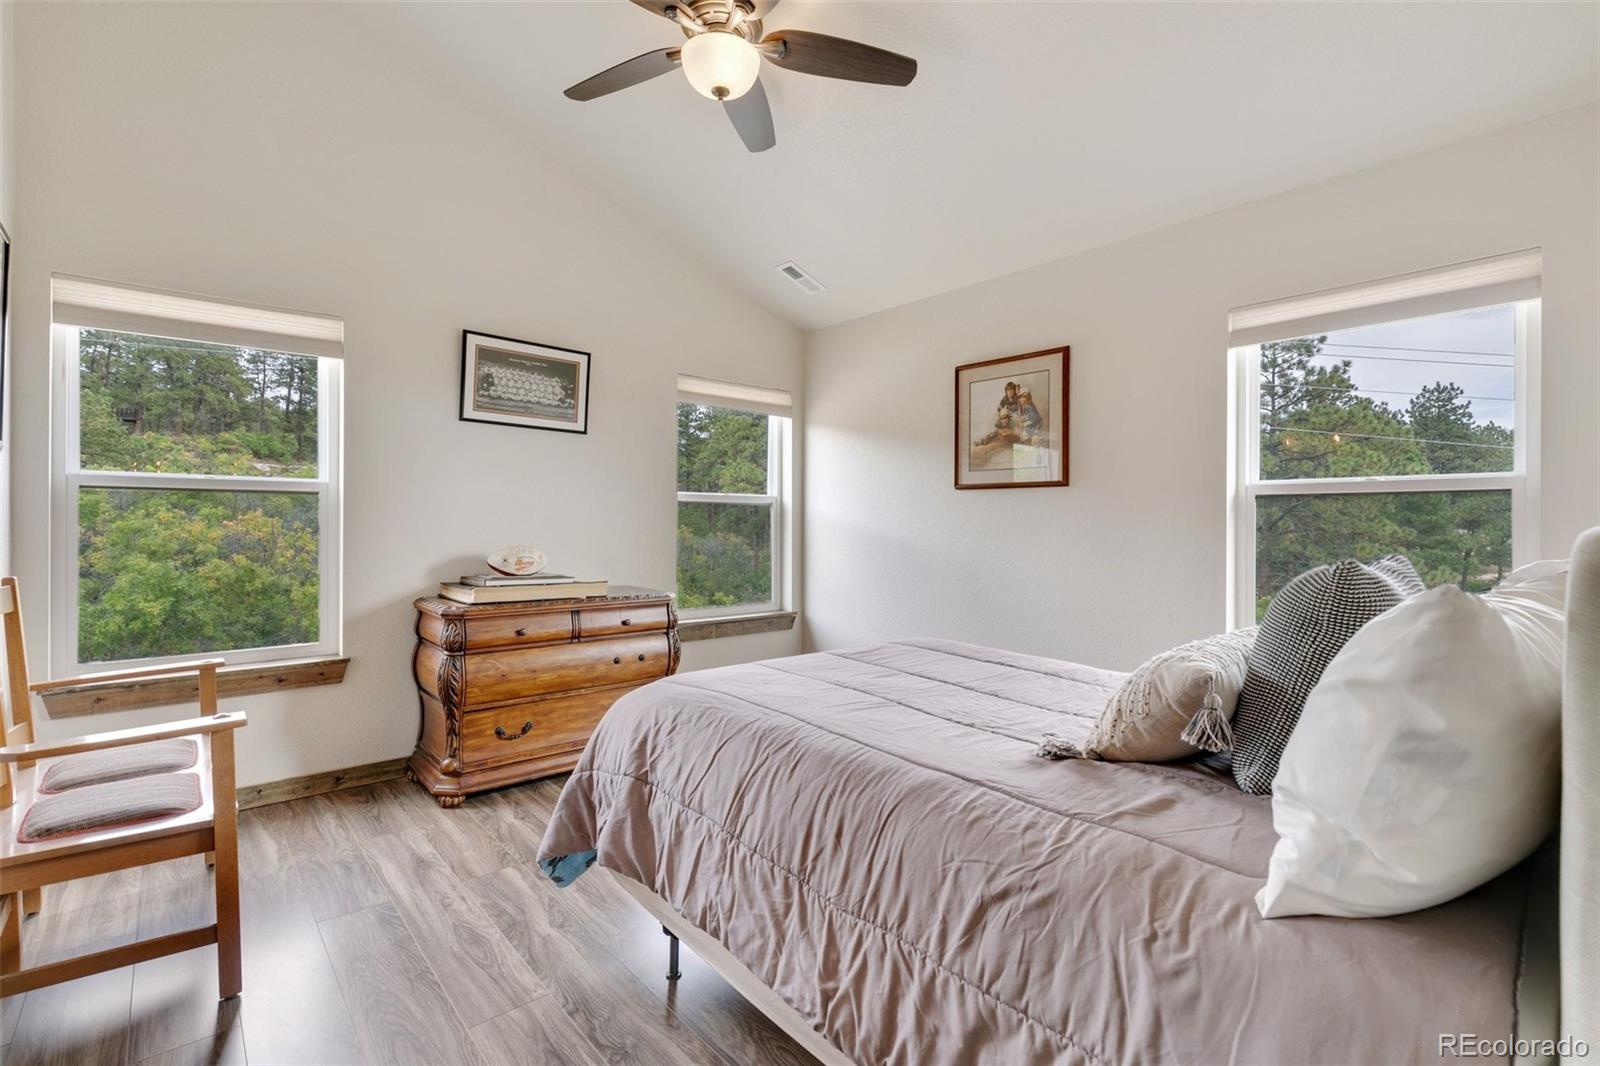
460, 330, 591, 434
954, 346, 1069, 489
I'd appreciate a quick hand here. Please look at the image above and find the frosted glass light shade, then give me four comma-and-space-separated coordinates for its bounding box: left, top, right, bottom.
680, 32, 760, 100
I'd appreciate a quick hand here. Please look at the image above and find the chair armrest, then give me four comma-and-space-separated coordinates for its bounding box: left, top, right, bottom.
0, 711, 247, 763
28, 657, 227, 694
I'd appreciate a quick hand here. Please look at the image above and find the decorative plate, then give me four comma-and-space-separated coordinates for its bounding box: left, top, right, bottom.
487, 546, 548, 576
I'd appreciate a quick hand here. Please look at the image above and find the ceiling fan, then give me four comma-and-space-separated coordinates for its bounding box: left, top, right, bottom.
563, 0, 918, 153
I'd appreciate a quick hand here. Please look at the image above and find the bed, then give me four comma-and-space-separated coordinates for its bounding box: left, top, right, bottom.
538, 530, 1597, 1066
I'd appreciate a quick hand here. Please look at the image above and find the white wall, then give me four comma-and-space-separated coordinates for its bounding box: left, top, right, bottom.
805, 106, 1599, 668
1, 0, 15, 581
9, 2, 802, 785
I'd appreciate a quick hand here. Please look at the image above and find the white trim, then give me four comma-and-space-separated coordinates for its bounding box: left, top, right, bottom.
677, 374, 793, 418
49, 320, 344, 674
1227, 342, 1256, 629
775, 412, 795, 614
52, 274, 344, 359
65, 470, 326, 492
1228, 297, 1539, 628
49, 326, 77, 679
318, 356, 345, 668
675, 400, 789, 620
675, 492, 777, 507
1228, 248, 1541, 347
767, 412, 785, 616
1248, 472, 1521, 496
1513, 301, 1542, 566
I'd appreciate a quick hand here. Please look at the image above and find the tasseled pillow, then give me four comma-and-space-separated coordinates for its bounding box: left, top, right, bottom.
1038, 628, 1256, 762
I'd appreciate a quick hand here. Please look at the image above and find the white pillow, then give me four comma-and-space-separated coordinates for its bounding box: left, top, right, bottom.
1256, 562, 1567, 918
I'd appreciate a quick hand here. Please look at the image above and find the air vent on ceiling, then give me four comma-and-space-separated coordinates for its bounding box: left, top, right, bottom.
776, 261, 826, 295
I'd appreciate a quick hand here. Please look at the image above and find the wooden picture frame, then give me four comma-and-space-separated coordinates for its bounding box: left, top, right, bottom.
459, 330, 591, 434
954, 346, 1069, 489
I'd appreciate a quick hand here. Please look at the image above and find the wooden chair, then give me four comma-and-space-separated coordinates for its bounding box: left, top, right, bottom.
0, 576, 247, 1000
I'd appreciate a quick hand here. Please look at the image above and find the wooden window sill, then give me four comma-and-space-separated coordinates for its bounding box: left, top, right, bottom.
39, 656, 350, 717
678, 611, 797, 643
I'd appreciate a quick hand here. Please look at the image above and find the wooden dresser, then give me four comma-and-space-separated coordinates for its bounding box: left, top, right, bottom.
408, 586, 678, 806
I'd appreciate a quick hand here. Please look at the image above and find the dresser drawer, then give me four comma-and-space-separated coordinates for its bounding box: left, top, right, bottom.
460, 688, 626, 769
577, 603, 670, 639
465, 610, 572, 650
461, 634, 671, 707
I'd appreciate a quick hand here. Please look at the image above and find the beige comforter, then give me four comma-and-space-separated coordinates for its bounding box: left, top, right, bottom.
537, 639, 1528, 1066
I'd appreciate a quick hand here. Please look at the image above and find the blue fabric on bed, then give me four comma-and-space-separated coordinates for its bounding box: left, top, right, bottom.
538, 849, 596, 887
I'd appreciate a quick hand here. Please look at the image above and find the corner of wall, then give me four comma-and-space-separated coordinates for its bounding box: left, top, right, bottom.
1, 0, 16, 581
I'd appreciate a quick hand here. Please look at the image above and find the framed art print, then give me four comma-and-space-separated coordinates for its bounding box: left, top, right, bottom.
460, 330, 591, 434
954, 346, 1069, 489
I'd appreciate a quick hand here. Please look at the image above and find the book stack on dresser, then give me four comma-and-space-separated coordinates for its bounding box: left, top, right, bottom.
408, 586, 677, 807
438, 570, 610, 605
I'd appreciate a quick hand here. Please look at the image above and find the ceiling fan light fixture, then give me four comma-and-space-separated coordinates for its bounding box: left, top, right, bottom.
680, 31, 761, 100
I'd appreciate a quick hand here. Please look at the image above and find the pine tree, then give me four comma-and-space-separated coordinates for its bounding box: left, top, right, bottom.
1407, 382, 1476, 474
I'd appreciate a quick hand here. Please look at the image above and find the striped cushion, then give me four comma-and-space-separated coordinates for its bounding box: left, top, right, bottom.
18, 772, 202, 843
38, 738, 198, 794
1369, 553, 1427, 598
1230, 556, 1423, 795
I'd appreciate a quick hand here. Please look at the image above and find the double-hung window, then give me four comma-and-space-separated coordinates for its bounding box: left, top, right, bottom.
675, 375, 792, 618
1231, 250, 1540, 623
50, 277, 344, 671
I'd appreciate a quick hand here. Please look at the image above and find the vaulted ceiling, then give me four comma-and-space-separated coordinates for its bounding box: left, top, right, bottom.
346, 2, 1599, 329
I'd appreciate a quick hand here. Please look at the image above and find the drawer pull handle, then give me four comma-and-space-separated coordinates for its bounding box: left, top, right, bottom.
637, 654, 646, 662
613, 656, 622, 665
621, 618, 631, 626
495, 721, 534, 741
515, 628, 529, 637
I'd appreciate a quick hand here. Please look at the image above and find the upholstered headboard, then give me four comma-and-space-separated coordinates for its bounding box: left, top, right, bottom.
1562, 527, 1598, 1064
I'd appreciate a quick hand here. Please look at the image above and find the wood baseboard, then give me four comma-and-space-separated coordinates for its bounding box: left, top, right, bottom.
237, 757, 409, 811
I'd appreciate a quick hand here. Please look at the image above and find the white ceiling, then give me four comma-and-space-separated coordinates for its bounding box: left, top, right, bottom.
345, 2, 1599, 329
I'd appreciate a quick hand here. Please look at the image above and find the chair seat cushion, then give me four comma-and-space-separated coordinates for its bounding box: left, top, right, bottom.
38, 738, 198, 794
18, 772, 202, 844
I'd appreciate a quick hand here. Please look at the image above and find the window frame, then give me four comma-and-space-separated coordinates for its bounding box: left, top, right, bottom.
1229, 299, 1541, 627
674, 399, 790, 621
50, 322, 344, 673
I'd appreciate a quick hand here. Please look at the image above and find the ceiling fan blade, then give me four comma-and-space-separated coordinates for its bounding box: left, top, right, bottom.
564, 48, 681, 101
761, 29, 916, 86
724, 78, 776, 152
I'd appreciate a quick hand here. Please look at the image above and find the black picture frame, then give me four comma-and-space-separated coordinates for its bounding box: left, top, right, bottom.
458, 329, 591, 435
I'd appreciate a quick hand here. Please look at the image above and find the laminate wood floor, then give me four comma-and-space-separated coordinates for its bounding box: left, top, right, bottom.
0, 776, 818, 1066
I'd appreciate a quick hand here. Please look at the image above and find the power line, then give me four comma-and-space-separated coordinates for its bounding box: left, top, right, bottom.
1324, 342, 1510, 358
1304, 351, 1515, 370
1321, 341, 1514, 359
1262, 424, 1514, 452
1290, 383, 1514, 404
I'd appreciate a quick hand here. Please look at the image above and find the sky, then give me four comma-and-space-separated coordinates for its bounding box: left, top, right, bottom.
1308, 303, 1517, 430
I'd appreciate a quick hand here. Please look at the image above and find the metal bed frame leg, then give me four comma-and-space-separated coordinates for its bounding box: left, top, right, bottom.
662, 925, 682, 981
